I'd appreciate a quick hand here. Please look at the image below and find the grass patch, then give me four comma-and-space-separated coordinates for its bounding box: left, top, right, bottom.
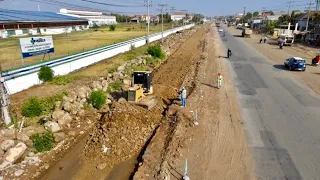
38, 66, 54, 82
107, 80, 123, 93
32, 131, 56, 153
132, 64, 148, 71
21, 91, 68, 117
50, 75, 75, 85
147, 45, 165, 59
108, 67, 118, 73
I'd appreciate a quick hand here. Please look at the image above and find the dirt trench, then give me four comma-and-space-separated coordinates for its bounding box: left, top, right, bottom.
38, 25, 209, 180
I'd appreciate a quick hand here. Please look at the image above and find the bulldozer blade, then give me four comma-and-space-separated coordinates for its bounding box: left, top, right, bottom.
134, 95, 158, 110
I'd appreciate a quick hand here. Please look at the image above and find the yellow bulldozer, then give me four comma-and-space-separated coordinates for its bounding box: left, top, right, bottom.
127, 71, 158, 110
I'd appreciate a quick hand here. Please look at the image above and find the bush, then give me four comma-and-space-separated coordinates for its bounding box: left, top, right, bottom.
32, 131, 55, 153
50, 75, 73, 85
21, 97, 44, 117
109, 25, 116, 31
147, 45, 165, 59
89, 90, 106, 109
41, 92, 66, 114
38, 66, 54, 82
108, 67, 118, 73
107, 80, 123, 93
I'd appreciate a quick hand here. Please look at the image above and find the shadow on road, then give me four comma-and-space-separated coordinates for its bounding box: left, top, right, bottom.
202, 83, 219, 89
313, 73, 320, 75
233, 35, 243, 38
273, 64, 286, 70
218, 55, 229, 59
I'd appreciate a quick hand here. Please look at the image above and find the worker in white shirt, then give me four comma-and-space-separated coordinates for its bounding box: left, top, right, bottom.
181, 87, 187, 107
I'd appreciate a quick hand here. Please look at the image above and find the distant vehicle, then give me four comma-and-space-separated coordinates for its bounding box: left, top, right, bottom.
216, 23, 221, 27
218, 28, 224, 32
284, 57, 306, 71
242, 28, 252, 38
236, 24, 243, 29
278, 34, 294, 46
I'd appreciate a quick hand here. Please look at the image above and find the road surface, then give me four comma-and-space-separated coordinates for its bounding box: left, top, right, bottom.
220, 26, 320, 180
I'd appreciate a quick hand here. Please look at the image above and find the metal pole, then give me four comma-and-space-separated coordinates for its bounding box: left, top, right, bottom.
19, 40, 25, 66
0, 65, 11, 125
158, 4, 167, 44
306, 0, 312, 31
147, 0, 150, 43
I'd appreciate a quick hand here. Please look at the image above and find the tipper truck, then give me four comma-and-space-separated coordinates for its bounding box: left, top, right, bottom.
242, 28, 252, 38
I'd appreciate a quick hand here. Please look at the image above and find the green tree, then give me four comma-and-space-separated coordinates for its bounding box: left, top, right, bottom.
192, 14, 204, 23
253, 11, 259, 17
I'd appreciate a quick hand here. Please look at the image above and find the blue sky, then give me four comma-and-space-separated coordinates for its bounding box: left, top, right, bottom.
0, 0, 310, 16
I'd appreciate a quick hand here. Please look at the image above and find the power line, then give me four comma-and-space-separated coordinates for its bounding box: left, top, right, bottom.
80, 0, 145, 7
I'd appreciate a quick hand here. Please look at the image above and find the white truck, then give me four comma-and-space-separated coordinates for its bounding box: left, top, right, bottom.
278, 34, 294, 46
242, 28, 252, 38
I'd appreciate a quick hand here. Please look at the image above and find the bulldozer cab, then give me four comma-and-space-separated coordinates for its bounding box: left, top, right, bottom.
132, 71, 153, 94
127, 71, 158, 110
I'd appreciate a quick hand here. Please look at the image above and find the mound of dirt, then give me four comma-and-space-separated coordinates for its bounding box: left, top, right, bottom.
83, 102, 164, 170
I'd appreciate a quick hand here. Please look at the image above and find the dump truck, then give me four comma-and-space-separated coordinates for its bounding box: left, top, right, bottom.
242, 28, 252, 38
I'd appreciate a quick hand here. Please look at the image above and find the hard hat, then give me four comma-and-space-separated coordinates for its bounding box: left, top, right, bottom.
218, 73, 221, 75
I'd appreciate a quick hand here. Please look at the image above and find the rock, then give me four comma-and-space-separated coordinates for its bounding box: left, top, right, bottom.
108, 73, 113, 78
96, 163, 107, 170
17, 133, 29, 143
34, 126, 46, 134
106, 99, 112, 104
167, 104, 181, 116
63, 101, 72, 113
52, 109, 65, 121
92, 81, 102, 90
102, 80, 108, 88
113, 72, 121, 80
77, 109, 85, 117
4, 142, 27, 164
14, 169, 24, 177
55, 101, 62, 109
70, 102, 82, 115
80, 98, 87, 105
1, 139, 14, 151
118, 98, 127, 103
0, 149, 4, 159
119, 72, 124, 80
123, 79, 131, 86
28, 152, 35, 157
68, 91, 78, 102
117, 66, 125, 72
54, 132, 66, 142
62, 96, 73, 103
39, 116, 52, 125
78, 88, 87, 99
58, 113, 72, 126
68, 131, 76, 136
23, 156, 40, 165
121, 85, 130, 92
0, 129, 15, 139
44, 122, 61, 133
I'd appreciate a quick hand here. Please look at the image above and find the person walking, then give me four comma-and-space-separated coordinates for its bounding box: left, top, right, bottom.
181, 87, 187, 107
227, 48, 232, 58
264, 36, 267, 43
217, 73, 223, 89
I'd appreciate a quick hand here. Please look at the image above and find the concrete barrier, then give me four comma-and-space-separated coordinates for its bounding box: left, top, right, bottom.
4, 24, 195, 94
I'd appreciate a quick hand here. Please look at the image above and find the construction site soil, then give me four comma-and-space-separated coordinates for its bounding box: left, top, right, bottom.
35, 25, 210, 180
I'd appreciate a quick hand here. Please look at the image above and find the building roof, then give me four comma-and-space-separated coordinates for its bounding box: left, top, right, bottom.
172, 12, 186, 16
295, 11, 320, 21
0, 9, 87, 22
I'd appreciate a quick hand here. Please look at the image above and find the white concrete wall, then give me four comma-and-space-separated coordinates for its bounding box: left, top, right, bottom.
40, 27, 75, 35
15, 30, 23, 36
5, 24, 194, 94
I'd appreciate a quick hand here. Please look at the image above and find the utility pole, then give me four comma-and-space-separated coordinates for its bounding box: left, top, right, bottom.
0, 65, 11, 125
306, 0, 312, 31
145, 0, 151, 43
287, 0, 294, 16
158, 4, 167, 44
181, 9, 187, 26
170, 6, 176, 29
242, 7, 246, 24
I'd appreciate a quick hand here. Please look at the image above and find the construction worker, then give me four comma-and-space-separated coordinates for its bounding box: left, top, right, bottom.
217, 73, 223, 89
183, 174, 190, 180
181, 87, 187, 107
227, 48, 232, 58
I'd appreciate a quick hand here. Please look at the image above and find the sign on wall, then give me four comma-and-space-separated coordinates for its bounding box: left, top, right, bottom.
19, 36, 54, 59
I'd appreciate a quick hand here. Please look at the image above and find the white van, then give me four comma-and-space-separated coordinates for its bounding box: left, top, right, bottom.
278, 34, 294, 46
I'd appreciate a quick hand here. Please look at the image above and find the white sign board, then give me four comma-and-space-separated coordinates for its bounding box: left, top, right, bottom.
19, 36, 54, 58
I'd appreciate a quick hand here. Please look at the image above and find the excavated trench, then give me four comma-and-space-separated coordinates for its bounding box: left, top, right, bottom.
40, 25, 208, 180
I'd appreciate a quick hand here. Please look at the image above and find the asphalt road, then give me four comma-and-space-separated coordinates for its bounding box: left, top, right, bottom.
219, 26, 320, 180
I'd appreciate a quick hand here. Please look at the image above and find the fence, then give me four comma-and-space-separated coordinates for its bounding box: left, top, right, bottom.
3, 24, 195, 94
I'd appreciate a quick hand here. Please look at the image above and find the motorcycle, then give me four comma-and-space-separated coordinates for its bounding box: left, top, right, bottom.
312, 57, 319, 66
260, 38, 263, 43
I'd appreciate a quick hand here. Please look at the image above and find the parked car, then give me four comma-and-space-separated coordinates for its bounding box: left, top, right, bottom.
284, 57, 306, 71
218, 28, 224, 32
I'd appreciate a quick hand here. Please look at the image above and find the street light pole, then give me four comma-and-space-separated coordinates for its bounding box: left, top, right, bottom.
158, 4, 167, 44
306, 0, 312, 31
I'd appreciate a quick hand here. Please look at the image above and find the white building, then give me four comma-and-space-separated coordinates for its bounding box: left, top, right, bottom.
59, 9, 117, 27
171, 12, 186, 21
